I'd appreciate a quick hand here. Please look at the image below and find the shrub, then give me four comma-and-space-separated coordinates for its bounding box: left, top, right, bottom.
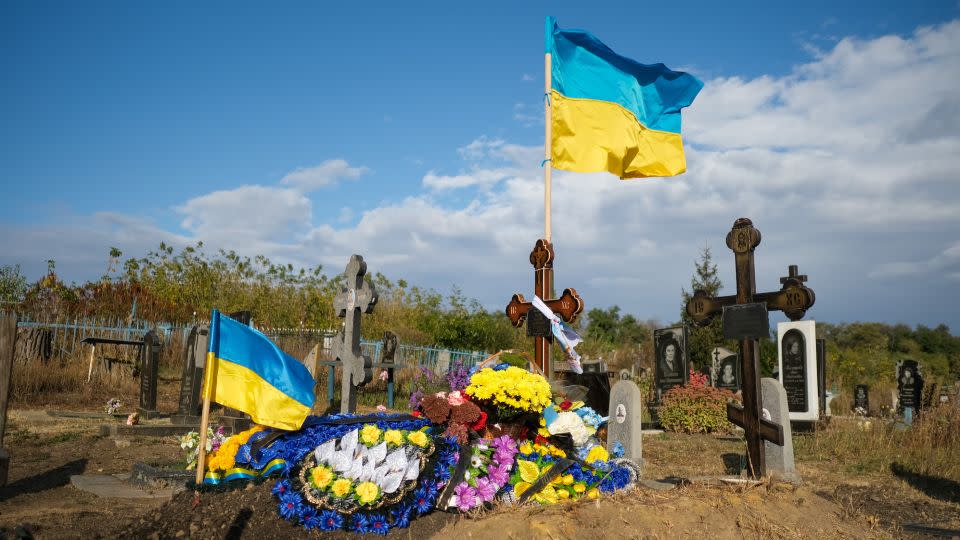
658, 369, 739, 434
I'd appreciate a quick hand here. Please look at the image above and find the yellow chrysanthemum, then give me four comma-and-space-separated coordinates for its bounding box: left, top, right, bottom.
587, 488, 600, 499
360, 424, 382, 446
310, 466, 333, 489
383, 429, 404, 447
573, 483, 586, 494
518, 442, 533, 455
331, 478, 352, 498
355, 481, 380, 505
561, 474, 574, 486
407, 431, 428, 447
585, 445, 609, 464
557, 488, 570, 499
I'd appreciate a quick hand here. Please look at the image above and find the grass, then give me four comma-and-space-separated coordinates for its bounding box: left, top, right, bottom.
796, 400, 960, 482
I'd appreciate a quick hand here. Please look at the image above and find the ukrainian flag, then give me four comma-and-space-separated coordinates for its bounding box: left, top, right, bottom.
547, 17, 703, 179
204, 310, 315, 430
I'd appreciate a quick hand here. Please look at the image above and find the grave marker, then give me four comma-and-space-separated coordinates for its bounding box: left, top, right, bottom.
332, 255, 378, 414
853, 384, 869, 413
173, 325, 207, 424
653, 327, 688, 402
896, 359, 923, 424
711, 347, 740, 391
435, 350, 451, 375
685, 218, 815, 477
137, 331, 160, 419
381, 331, 398, 363
302, 343, 321, 380
777, 321, 819, 422
504, 239, 584, 376
761, 378, 799, 483
0, 313, 16, 486
607, 380, 643, 465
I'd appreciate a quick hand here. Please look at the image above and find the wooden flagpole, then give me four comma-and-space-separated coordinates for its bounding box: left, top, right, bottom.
194, 350, 216, 487
544, 51, 552, 243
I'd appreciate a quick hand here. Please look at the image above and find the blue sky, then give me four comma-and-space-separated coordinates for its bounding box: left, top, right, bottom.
2, 1, 960, 331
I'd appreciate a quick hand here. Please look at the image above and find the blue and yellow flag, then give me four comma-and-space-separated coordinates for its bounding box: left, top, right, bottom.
205, 310, 315, 430
547, 17, 703, 179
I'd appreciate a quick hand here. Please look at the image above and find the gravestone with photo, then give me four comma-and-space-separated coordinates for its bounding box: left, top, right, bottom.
896, 359, 923, 424
711, 347, 740, 392
653, 326, 688, 402
853, 384, 869, 413
607, 379, 643, 465
173, 325, 207, 425
0, 313, 17, 486
137, 331, 161, 419
761, 378, 799, 483
381, 331, 398, 364
777, 320, 819, 423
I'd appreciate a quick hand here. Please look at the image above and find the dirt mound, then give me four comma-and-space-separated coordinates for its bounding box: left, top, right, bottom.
121, 478, 888, 540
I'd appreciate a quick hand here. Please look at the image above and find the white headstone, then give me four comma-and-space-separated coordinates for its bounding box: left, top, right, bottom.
607, 380, 643, 466
776, 320, 818, 422
435, 350, 451, 375
761, 377, 800, 483
302, 344, 320, 379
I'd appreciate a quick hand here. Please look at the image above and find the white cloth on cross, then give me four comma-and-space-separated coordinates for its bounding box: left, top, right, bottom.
532, 295, 584, 374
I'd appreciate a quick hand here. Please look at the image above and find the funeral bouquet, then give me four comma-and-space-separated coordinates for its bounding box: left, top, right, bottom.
204, 425, 266, 473
415, 390, 486, 443
464, 365, 552, 422
180, 425, 227, 471
441, 435, 519, 513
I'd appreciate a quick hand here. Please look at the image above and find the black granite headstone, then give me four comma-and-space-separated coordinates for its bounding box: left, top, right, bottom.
175, 325, 207, 421
897, 359, 923, 412
816, 338, 827, 417
138, 331, 160, 418
853, 384, 869, 412
781, 329, 808, 413
381, 331, 398, 363
654, 326, 688, 401
716, 353, 740, 392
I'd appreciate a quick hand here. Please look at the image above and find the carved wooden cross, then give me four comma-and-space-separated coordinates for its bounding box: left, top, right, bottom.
684, 218, 815, 477
332, 254, 378, 414
504, 239, 583, 375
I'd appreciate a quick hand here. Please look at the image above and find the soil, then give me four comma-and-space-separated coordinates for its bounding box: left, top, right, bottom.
1, 385, 958, 539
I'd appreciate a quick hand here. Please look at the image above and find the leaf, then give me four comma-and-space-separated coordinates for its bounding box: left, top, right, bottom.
517, 460, 540, 484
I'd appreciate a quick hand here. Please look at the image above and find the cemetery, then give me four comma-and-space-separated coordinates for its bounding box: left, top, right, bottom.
3, 8, 960, 540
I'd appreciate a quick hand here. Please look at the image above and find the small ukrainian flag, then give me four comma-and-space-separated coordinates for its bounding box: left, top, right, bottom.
547, 17, 703, 179
204, 310, 315, 430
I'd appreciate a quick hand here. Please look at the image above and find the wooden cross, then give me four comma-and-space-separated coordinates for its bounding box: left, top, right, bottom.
684, 218, 815, 477
504, 239, 584, 375
332, 254, 378, 414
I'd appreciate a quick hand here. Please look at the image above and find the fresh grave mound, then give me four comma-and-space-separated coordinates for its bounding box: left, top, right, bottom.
131, 364, 640, 536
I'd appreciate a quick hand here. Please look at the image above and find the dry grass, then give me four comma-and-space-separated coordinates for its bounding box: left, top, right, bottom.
796, 401, 960, 482
11, 354, 141, 408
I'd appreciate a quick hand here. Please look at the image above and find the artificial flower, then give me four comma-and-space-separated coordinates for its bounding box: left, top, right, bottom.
355, 481, 380, 505
383, 429, 404, 447
585, 445, 610, 464
454, 483, 478, 512
360, 425, 382, 446
447, 390, 466, 406
310, 466, 333, 489
518, 442, 534, 455
587, 487, 600, 499
573, 483, 586, 494
368, 513, 389, 535
330, 478, 353, 498
407, 431, 428, 447
557, 489, 570, 499
517, 460, 540, 483
317, 509, 343, 531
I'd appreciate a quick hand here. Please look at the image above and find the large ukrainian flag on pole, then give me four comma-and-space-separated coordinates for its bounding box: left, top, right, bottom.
203, 310, 314, 430
547, 17, 703, 179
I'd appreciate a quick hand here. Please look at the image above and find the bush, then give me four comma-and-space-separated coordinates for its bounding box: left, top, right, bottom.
658, 370, 739, 434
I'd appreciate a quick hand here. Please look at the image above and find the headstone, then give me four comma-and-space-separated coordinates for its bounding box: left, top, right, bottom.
302, 343, 320, 379
557, 368, 612, 415
685, 220, 815, 478
896, 359, 923, 420
760, 378, 799, 483
332, 255, 378, 414
653, 327, 688, 402
381, 331, 398, 363
504, 239, 584, 376
853, 384, 869, 413
435, 350, 451, 375
607, 380, 643, 465
0, 313, 17, 486
711, 347, 740, 392
137, 331, 160, 419
777, 320, 819, 422
174, 326, 207, 423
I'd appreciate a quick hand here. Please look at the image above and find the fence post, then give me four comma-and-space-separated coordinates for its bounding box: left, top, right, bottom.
0, 312, 17, 486
327, 365, 336, 409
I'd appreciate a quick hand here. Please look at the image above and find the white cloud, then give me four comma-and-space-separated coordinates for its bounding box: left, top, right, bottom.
870, 242, 960, 278
177, 185, 312, 243
521, 73, 534, 81
279, 159, 369, 192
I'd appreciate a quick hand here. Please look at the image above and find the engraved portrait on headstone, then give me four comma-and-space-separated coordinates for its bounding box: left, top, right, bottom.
781, 329, 807, 413
853, 384, 869, 413
896, 359, 923, 412
653, 327, 688, 400
716, 354, 740, 392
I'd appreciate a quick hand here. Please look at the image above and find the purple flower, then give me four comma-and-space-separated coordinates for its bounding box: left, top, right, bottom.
486, 463, 509, 486
408, 389, 424, 410
491, 435, 518, 454
493, 449, 515, 466
454, 483, 478, 512
474, 477, 496, 502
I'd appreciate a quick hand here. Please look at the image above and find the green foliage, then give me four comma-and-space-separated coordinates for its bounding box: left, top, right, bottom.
580, 306, 654, 368
0, 264, 28, 304
658, 380, 739, 434
680, 247, 732, 370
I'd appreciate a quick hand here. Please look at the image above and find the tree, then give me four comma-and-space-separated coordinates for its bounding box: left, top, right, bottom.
680, 247, 729, 370
0, 264, 28, 304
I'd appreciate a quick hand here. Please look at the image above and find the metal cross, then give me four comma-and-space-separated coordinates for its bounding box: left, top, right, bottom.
332, 255, 378, 414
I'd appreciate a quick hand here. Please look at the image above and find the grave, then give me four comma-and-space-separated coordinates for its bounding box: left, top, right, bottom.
332, 254, 378, 414
777, 320, 819, 423
711, 346, 740, 392
0, 313, 16, 486
760, 378, 799, 483
171, 325, 207, 425
556, 360, 612, 415
896, 359, 923, 424
653, 326, 688, 402
853, 384, 869, 413
607, 379, 643, 465
435, 349, 451, 375
504, 238, 584, 376
381, 331, 398, 363
685, 218, 816, 477
137, 330, 161, 419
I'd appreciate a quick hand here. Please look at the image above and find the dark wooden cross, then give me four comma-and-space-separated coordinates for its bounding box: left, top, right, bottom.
504, 239, 584, 375
333, 254, 378, 414
684, 218, 815, 477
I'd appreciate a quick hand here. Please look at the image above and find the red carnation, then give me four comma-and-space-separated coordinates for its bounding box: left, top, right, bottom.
560, 400, 572, 411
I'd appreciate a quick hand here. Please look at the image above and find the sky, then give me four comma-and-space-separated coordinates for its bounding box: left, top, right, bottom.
2, 1, 959, 331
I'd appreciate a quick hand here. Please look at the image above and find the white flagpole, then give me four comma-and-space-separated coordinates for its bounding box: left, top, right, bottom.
544, 51, 553, 243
